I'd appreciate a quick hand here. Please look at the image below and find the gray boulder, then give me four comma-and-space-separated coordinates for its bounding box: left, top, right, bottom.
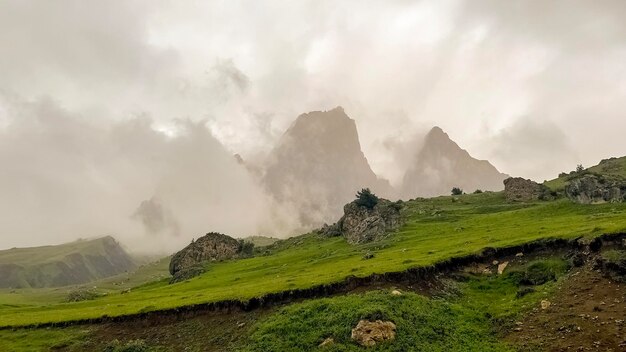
169, 232, 248, 283
503, 177, 551, 202
324, 200, 403, 244
565, 174, 625, 204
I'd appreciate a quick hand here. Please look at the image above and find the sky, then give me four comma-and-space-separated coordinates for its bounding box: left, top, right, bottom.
1, 0, 625, 250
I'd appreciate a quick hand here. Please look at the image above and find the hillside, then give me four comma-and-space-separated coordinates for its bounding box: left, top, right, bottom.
545, 156, 626, 191
0, 236, 136, 288
1, 190, 626, 328
402, 126, 508, 198
263, 107, 393, 227
1, 158, 625, 351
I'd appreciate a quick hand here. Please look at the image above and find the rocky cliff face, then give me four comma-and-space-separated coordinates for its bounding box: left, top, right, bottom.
169, 232, 248, 283
263, 107, 393, 227
402, 127, 508, 198
322, 199, 403, 244
565, 174, 626, 204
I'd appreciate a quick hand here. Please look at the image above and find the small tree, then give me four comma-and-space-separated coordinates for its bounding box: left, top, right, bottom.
473, 189, 483, 194
451, 187, 463, 196
355, 188, 379, 209
576, 164, 584, 173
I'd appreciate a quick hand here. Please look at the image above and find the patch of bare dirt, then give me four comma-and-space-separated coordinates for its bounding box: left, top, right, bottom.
83, 308, 272, 352
506, 263, 625, 352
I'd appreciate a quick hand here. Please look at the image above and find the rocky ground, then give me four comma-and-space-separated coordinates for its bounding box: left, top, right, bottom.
506, 262, 625, 352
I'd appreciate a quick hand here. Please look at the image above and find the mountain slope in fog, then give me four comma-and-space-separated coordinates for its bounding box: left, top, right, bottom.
402, 127, 508, 198
0, 236, 135, 288
263, 107, 393, 227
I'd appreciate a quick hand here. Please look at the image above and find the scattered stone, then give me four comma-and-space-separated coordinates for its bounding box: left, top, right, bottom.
351, 320, 396, 347
391, 290, 402, 296
493, 260, 499, 265
541, 300, 551, 310
319, 337, 334, 347
516, 252, 524, 257
498, 261, 509, 275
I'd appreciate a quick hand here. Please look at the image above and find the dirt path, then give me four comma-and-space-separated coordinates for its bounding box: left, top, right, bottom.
506, 264, 625, 352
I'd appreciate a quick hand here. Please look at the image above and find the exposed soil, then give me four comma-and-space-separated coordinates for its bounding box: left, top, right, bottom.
506, 262, 626, 352
79, 308, 272, 352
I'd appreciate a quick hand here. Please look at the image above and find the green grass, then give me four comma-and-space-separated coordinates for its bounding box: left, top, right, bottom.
238, 258, 569, 351
1, 192, 626, 327
544, 156, 626, 191
0, 326, 91, 352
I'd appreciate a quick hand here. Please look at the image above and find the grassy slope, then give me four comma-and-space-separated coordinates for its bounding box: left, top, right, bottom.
2, 192, 626, 327
235, 257, 570, 351
544, 156, 626, 191
0, 236, 136, 289
0, 256, 170, 309
0, 236, 121, 265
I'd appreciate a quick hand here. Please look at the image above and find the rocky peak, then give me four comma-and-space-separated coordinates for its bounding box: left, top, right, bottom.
402, 126, 507, 198
263, 107, 392, 227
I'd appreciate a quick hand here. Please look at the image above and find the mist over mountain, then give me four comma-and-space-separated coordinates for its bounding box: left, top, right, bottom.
263, 107, 393, 227
402, 127, 508, 198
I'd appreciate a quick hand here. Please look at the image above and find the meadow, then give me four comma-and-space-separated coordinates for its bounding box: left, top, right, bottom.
1, 191, 626, 328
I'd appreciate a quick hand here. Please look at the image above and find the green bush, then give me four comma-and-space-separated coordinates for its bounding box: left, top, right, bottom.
354, 188, 379, 209
451, 187, 463, 196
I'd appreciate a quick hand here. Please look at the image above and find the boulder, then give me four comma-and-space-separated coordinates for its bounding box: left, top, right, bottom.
565, 174, 625, 204
169, 232, 247, 283
351, 320, 396, 347
336, 200, 403, 244
503, 177, 551, 202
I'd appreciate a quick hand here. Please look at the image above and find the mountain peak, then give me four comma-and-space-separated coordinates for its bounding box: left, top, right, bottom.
402, 127, 508, 198
263, 108, 392, 227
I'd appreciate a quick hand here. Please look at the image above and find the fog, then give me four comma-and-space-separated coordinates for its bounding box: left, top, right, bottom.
1, 0, 625, 250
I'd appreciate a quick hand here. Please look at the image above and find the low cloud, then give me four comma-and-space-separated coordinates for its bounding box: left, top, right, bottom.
0, 96, 297, 253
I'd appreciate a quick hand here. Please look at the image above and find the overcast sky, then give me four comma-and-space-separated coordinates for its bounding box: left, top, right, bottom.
1, 0, 625, 249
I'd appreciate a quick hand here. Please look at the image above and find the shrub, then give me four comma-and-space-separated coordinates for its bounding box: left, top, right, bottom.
576, 164, 585, 173
473, 189, 483, 194
451, 187, 463, 196
65, 289, 100, 302
238, 240, 255, 257
354, 188, 379, 209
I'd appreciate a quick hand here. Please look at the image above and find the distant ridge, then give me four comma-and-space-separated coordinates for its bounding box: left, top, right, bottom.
0, 236, 136, 288
402, 126, 508, 198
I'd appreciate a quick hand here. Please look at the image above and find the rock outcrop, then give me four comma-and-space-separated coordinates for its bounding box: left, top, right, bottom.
322, 199, 403, 244
169, 232, 249, 283
565, 174, 625, 204
351, 320, 397, 347
402, 127, 508, 198
263, 107, 393, 228
504, 177, 551, 202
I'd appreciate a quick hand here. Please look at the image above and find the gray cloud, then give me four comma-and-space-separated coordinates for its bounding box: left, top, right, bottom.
0, 95, 296, 252
1, 0, 626, 248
